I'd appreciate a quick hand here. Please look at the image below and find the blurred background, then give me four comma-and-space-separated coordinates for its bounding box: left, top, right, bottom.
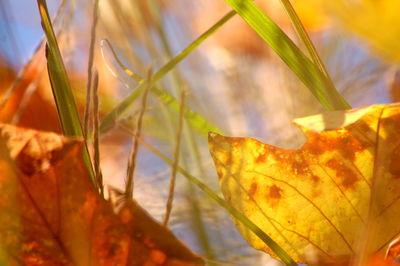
0, 0, 399, 265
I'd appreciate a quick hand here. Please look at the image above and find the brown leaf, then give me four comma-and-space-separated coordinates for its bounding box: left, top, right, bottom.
0, 123, 203, 265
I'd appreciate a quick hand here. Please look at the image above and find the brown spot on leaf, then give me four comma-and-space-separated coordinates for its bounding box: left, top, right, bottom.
326, 159, 358, 190
225, 153, 233, 167
255, 153, 267, 163
216, 169, 223, 179
248, 182, 258, 196
311, 175, 320, 183
305, 131, 325, 155
269, 185, 282, 199
390, 146, 400, 178
355, 120, 373, 133
291, 160, 308, 175
381, 113, 400, 137
256, 146, 277, 163
229, 138, 243, 149
337, 135, 366, 161
306, 131, 368, 161
270, 149, 291, 163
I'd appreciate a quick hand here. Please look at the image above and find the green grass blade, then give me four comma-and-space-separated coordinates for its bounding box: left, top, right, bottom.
151, 10, 235, 83
279, 0, 332, 84
100, 39, 224, 136
38, 2, 82, 136
99, 11, 235, 133
223, 0, 350, 111
37, 0, 96, 188
138, 137, 298, 266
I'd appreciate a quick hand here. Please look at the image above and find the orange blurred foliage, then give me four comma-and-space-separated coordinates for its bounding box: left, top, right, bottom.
192, 0, 329, 56
0, 48, 62, 132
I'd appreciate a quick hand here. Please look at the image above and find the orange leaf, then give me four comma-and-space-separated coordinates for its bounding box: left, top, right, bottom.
0, 123, 203, 265
209, 104, 400, 264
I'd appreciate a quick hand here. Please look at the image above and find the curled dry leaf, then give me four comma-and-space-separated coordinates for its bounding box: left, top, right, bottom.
208, 104, 400, 264
0, 123, 203, 266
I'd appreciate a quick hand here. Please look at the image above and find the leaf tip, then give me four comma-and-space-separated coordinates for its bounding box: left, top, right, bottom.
208, 131, 219, 139
208, 132, 231, 151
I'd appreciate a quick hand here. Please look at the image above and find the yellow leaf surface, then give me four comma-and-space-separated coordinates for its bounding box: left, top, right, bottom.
311, 0, 400, 62
208, 104, 400, 264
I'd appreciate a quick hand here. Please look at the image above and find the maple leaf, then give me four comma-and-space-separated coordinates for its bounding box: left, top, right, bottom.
311, 0, 400, 62
0, 123, 203, 265
208, 104, 400, 264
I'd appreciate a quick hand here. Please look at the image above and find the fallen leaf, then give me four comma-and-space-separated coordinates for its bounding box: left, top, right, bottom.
0, 123, 203, 265
310, 0, 400, 62
208, 104, 400, 264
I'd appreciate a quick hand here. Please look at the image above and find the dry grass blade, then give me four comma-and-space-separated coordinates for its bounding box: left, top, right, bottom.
163, 88, 186, 226
84, 0, 100, 139
92, 70, 103, 196
125, 69, 153, 200
83, 80, 92, 140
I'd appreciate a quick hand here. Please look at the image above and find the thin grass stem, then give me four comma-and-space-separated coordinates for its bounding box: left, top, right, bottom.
99, 10, 235, 133
137, 137, 298, 266
125, 69, 153, 200
279, 0, 333, 88
92, 70, 103, 196
163, 88, 186, 226
101, 39, 222, 136
83, 0, 100, 139
147, 3, 218, 258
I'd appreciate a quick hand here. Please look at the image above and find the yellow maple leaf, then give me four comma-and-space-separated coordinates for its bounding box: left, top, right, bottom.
209, 104, 400, 264
311, 0, 400, 62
